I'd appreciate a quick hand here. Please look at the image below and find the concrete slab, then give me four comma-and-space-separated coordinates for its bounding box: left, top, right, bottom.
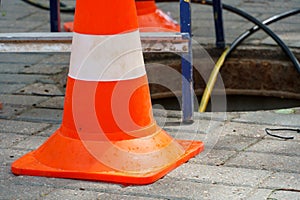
260, 172, 300, 190
42, 189, 103, 200
167, 164, 271, 187
0, 180, 54, 200
21, 63, 68, 75
0, 94, 48, 106
0, 104, 27, 119
246, 139, 300, 156
268, 190, 300, 200
191, 149, 238, 166
16, 108, 63, 124
232, 110, 300, 127
225, 151, 300, 174
14, 83, 64, 96
37, 124, 60, 137
13, 135, 48, 150
0, 119, 49, 134
0, 74, 54, 84
0, 132, 27, 148
0, 83, 26, 94
0, 53, 47, 64
0, 148, 29, 167
123, 177, 262, 200
0, 63, 27, 73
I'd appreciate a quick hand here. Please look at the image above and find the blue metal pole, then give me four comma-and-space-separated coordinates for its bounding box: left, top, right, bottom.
180, 0, 193, 123
212, 0, 225, 48
50, 0, 61, 32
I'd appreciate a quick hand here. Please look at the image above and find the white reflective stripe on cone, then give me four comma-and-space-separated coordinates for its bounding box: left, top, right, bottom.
69, 30, 146, 81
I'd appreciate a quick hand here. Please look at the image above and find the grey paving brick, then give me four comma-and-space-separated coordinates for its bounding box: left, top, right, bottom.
21, 63, 68, 75
38, 53, 71, 65
193, 36, 215, 45
0, 94, 48, 106
269, 22, 300, 32
0, 104, 27, 119
37, 124, 60, 137
124, 177, 262, 200
0, 0, 41, 18
245, 189, 273, 200
232, 110, 300, 127
156, 116, 222, 135
194, 112, 230, 121
0, 83, 26, 94
20, 10, 54, 23
16, 108, 63, 123
4, 20, 47, 32
191, 149, 238, 166
14, 83, 64, 96
246, 139, 300, 156
33, 23, 52, 32
0, 74, 54, 84
167, 131, 207, 143
0, 63, 26, 73
162, 109, 229, 122
0, 132, 27, 148
167, 164, 271, 187
0, 180, 54, 200
13, 135, 48, 150
262, 32, 300, 48
260, 172, 300, 190
268, 190, 300, 200
6, 165, 75, 187
0, 148, 29, 167
212, 135, 259, 151
0, 119, 49, 134
240, 4, 297, 15
65, 181, 122, 195
0, 53, 48, 64
225, 151, 300, 174
43, 189, 103, 200
0, 26, 28, 33
37, 96, 65, 109
0, 163, 15, 180
98, 193, 165, 200
218, 121, 269, 138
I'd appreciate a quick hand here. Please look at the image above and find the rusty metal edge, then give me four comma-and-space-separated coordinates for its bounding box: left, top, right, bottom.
0, 32, 189, 53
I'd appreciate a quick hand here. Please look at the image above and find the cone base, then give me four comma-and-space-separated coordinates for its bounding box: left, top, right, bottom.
138, 9, 180, 32
11, 129, 203, 185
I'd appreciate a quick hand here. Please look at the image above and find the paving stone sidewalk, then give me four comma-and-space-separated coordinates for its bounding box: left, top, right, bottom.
0, 0, 300, 199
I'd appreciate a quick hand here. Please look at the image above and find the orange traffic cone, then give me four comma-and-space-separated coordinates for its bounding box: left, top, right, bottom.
63, 0, 180, 32
11, 0, 203, 185
136, 0, 180, 32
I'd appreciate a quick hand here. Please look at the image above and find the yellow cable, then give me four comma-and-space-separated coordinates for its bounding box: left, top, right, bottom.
198, 47, 230, 112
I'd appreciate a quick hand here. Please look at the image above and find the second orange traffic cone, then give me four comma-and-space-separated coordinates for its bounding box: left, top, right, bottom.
64, 0, 180, 32
11, 0, 203, 185
136, 0, 180, 32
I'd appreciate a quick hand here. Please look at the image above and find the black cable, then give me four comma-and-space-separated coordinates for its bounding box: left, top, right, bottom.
156, 0, 300, 74
227, 8, 300, 58
198, 8, 300, 112
265, 128, 300, 140
21, 0, 300, 73
195, 0, 300, 74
